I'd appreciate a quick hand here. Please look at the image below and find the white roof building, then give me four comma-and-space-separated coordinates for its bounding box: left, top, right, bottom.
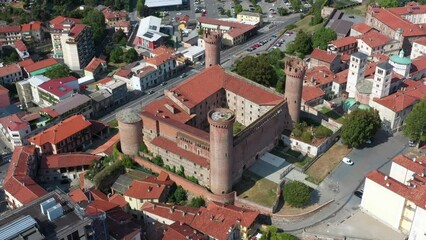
145, 0, 182, 8
136, 16, 168, 42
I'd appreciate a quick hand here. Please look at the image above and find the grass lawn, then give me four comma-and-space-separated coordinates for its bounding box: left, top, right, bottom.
234, 172, 278, 208
276, 202, 319, 215
294, 15, 323, 34
108, 119, 118, 128
7, 1, 24, 9
270, 146, 299, 163
320, 106, 345, 123
233, 121, 246, 135
331, 0, 357, 9
295, 155, 313, 168
341, 4, 367, 16
305, 143, 351, 184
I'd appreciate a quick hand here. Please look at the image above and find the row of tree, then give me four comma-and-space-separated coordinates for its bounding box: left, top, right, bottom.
286, 27, 337, 58
109, 47, 139, 63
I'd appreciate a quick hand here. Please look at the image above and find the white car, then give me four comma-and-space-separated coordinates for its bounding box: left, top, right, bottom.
342, 157, 354, 165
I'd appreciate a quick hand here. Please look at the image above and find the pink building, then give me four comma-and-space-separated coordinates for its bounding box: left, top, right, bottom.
0, 85, 10, 107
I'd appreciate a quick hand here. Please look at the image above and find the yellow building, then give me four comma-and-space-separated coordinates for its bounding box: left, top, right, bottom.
237, 11, 263, 26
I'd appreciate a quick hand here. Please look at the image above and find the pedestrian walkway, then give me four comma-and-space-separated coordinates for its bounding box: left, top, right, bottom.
285, 169, 318, 189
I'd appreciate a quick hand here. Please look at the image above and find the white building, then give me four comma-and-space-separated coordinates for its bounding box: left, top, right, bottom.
16, 75, 51, 107
179, 46, 205, 63
371, 62, 393, 99
389, 50, 412, 78
410, 37, 426, 60
361, 154, 426, 239
346, 52, 368, 98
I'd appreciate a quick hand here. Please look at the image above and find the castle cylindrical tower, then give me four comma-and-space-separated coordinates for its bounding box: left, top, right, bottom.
203, 30, 221, 68
208, 108, 235, 195
117, 108, 142, 156
284, 57, 307, 125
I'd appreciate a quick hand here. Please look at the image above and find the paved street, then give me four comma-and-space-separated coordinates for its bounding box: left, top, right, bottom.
272, 129, 411, 237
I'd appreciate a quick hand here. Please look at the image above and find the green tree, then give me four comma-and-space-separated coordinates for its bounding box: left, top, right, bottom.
114, 0, 123, 10
137, 0, 145, 17
151, 155, 164, 167
294, 30, 313, 56
341, 109, 381, 148
123, 48, 139, 63
110, 47, 123, 63
283, 180, 311, 208
290, 0, 302, 11
139, 142, 148, 153
188, 196, 205, 207
226, 9, 232, 17
310, 11, 323, 25
376, 0, 399, 7
174, 186, 187, 203
45, 64, 71, 79
83, 9, 106, 44
312, 27, 337, 50
234, 55, 278, 87
112, 29, 128, 45
277, 7, 288, 16
403, 99, 426, 143
198, 27, 204, 36
122, 156, 135, 168
84, 0, 98, 7
254, 5, 263, 14
235, 4, 243, 15
276, 79, 284, 93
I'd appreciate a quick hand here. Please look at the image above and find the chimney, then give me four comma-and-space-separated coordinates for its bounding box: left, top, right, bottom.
148, 186, 152, 192
386, 182, 391, 187
413, 158, 416, 162
384, 175, 388, 180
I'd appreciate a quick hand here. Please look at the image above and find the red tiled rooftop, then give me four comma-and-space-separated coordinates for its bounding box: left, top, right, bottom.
3, 177, 47, 205
198, 17, 255, 38
38, 76, 76, 97
21, 23, 31, 32
0, 64, 21, 78
0, 85, 8, 94
151, 45, 176, 56
302, 86, 325, 102
366, 169, 426, 209
29, 115, 92, 145
304, 66, 335, 86
69, 24, 86, 38
86, 200, 119, 215
393, 154, 426, 175
357, 31, 392, 48
4, 145, 36, 182
116, 20, 130, 28
115, 69, 132, 78
69, 188, 88, 203
163, 222, 207, 240
109, 194, 128, 208
0, 112, 29, 132
331, 36, 357, 48
97, 77, 114, 85
138, 66, 156, 77
90, 133, 120, 156
40, 153, 101, 169
30, 21, 41, 31
25, 58, 58, 73
124, 180, 167, 200
14, 39, 27, 52
49, 16, 81, 26
334, 69, 348, 84
410, 55, 426, 75
146, 53, 175, 66
141, 202, 198, 224
0, 25, 21, 33
310, 48, 338, 64
102, 7, 128, 20
387, 2, 426, 15
351, 23, 373, 34
144, 98, 194, 124
90, 189, 109, 201
414, 37, 426, 46
373, 80, 426, 112
151, 137, 209, 168
84, 57, 106, 72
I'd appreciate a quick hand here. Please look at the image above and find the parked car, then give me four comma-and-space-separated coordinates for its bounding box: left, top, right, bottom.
147, 90, 154, 95
354, 190, 364, 198
365, 139, 372, 144
271, 34, 277, 38
342, 157, 354, 165
409, 140, 416, 147
246, 48, 254, 52
161, 82, 167, 86
180, 73, 187, 78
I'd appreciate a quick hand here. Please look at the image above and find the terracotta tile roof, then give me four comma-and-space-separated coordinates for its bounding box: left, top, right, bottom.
21, 23, 31, 32
90, 133, 120, 156
357, 31, 392, 49
38, 76, 76, 97
68, 188, 88, 203
30, 21, 41, 31
393, 154, 426, 175
141, 202, 199, 224
40, 153, 101, 169
0, 25, 21, 33
124, 179, 167, 200
13, 39, 27, 52
302, 86, 325, 102
3, 176, 47, 205
151, 137, 209, 168
4, 145, 36, 182
198, 17, 255, 38
90, 189, 109, 201
84, 57, 105, 72
68, 24, 86, 38
366, 169, 426, 209
373, 79, 426, 112
86, 200, 120, 215
191, 202, 259, 240
18, 58, 35, 68
151, 45, 176, 56
164, 222, 208, 240
410, 55, 426, 75
102, 7, 128, 20
25, 58, 59, 73
115, 69, 132, 78
0, 64, 21, 78
116, 20, 130, 28
167, 65, 283, 109
97, 76, 114, 85
304, 66, 336, 87
144, 98, 195, 124
414, 37, 426, 46
0, 112, 29, 132
146, 53, 175, 66
106, 209, 140, 240
331, 36, 357, 48
387, 2, 426, 15
142, 172, 174, 186
138, 66, 156, 77
49, 16, 81, 26
310, 48, 338, 64
0, 85, 8, 94
334, 69, 348, 84
29, 115, 92, 146
341, 54, 351, 62
370, 6, 426, 37
109, 194, 128, 208
351, 23, 373, 34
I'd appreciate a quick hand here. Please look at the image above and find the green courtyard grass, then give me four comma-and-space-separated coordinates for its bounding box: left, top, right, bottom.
293, 15, 323, 34
234, 172, 278, 208
320, 106, 345, 123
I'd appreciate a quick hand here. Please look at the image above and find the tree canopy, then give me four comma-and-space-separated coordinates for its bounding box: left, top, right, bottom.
286, 30, 313, 58
112, 29, 128, 46
312, 27, 337, 50
44, 64, 71, 79
341, 109, 381, 148
260, 226, 299, 240
234, 55, 278, 87
123, 48, 139, 63
110, 47, 124, 63
403, 99, 426, 142
283, 180, 311, 208
83, 9, 107, 44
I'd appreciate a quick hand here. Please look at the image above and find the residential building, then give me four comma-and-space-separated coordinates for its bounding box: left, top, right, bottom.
24, 58, 60, 77
28, 114, 93, 155
135, 16, 169, 50
141, 202, 199, 225
0, 85, 10, 107
115, 20, 131, 35
0, 190, 104, 239
2, 145, 46, 209
40, 93, 93, 119
309, 49, 342, 73
111, 169, 152, 194
179, 46, 205, 63
20, 21, 43, 42
372, 79, 426, 133
302, 86, 325, 106
39, 153, 101, 181
237, 11, 263, 26
328, 36, 358, 55
84, 57, 107, 78
37, 76, 78, 106
101, 7, 128, 28
357, 30, 400, 56
410, 37, 426, 60
163, 222, 208, 240
146, 52, 177, 81
365, 2, 426, 54
0, 112, 31, 148
361, 154, 426, 239
0, 25, 21, 44
198, 17, 256, 47
16, 75, 50, 109
350, 22, 374, 37
0, 63, 23, 84
329, 19, 354, 38
13, 39, 29, 59
49, 16, 94, 70
89, 88, 113, 119
410, 55, 426, 80
98, 78, 128, 107
303, 66, 336, 96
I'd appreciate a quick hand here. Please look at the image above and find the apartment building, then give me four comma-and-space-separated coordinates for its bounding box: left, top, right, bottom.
237, 11, 263, 26
0, 25, 21, 45
0, 112, 31, 148
28, 114, 92, 155
16, 75, 50, 109
84, 57, 107, 79
0, 63, 23, 84
410, 37, 426, 60
37, 76, 78, 106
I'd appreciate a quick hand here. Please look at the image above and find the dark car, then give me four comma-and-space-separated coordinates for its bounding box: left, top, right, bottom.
147, 90, 154, 95
354, 190, 364, 198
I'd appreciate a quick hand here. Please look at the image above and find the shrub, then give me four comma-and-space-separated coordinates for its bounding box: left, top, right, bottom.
186, 176, 199, 184
139, 142, 148, 153
300, 131, 313, 143
93, 160, 124, 188
188, 196, 205, 208
283, 180, 311, 208
314, 125, 333, 138
151, 155, 164, 167
285, 23, 296, 30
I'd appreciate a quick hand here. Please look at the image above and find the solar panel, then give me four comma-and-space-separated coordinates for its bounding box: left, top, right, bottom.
144, 32, 154, 38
